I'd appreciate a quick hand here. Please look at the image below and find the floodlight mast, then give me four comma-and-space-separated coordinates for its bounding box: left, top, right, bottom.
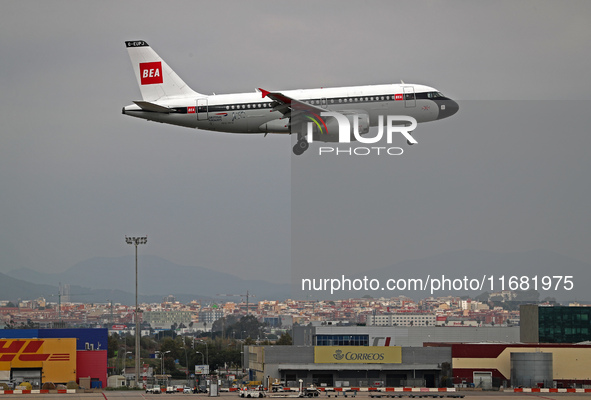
125, 235, 147, 388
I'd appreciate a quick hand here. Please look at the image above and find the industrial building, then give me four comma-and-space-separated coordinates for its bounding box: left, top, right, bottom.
247, 325, 518, 389
427, 342, 591, 389
249, 323, 591, 390
245, 345, 451, 388
0, 328, 107, 389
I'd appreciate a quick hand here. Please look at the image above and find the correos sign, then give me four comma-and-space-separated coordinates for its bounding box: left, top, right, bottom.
314, 346, 401, 364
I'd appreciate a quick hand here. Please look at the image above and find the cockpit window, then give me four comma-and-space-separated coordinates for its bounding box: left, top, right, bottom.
427, 92, 445, 99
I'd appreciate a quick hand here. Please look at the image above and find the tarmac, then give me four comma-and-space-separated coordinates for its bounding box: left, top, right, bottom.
2, 391, 591, 400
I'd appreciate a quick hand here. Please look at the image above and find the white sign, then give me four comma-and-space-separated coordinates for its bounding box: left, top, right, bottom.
195, 365, 210, 375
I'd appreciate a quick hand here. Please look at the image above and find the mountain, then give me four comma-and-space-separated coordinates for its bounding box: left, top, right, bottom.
6, 250, 587, 304
7, 255, 290, 302
0, 272, 58, 301
347, 249, 590, 302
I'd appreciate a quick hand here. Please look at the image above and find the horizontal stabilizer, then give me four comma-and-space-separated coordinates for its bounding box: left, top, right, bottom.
133, 101, 172, 113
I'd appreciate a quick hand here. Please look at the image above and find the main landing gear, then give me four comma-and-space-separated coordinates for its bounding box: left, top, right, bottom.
293, 138, 309, 155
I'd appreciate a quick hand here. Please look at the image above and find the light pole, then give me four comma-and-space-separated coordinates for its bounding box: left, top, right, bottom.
181, 346, 189, 385
125, 235, 147, 388
118, 347, 126, 375
198, 340, 209, 366
123, 351, 132, 376
195, 351, 205, 390
156, 350, 171, 376
196, 351, 205, 365
119, 348, 133, 375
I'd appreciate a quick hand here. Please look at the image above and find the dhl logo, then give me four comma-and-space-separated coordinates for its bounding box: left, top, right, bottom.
0, 340, 70, 362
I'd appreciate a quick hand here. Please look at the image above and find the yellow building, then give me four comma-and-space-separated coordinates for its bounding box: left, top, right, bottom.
0, 338, 76, 385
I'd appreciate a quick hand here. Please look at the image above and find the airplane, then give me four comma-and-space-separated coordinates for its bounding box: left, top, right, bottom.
122, 40, 459, 155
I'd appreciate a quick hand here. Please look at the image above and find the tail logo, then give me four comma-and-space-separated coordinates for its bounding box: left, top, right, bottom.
140, 62, 163, 85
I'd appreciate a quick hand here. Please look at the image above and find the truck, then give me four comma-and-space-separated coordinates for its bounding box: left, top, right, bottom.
300, 386, 320, 398
145, 384, 161, 394
239, 387, 266, 398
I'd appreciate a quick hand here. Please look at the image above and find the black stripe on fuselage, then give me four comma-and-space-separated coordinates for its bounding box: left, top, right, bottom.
147, 92, 451, 114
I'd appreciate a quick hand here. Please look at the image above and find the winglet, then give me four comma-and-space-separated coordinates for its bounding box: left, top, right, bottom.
259, 88, 271, 98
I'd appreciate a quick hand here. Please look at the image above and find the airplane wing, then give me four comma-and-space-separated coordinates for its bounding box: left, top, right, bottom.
258, 88, 327, 119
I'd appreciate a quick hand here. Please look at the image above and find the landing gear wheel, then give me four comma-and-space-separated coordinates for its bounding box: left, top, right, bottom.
293, 139, 309, 155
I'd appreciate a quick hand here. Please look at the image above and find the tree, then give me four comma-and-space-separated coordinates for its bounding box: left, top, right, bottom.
212, 315, 238, 337
226, 315, 265, 340
244, 337, 256, 345
276, 332, 292, 345
107, 334, 119, 359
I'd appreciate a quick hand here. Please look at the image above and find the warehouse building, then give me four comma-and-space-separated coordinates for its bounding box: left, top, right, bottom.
427, 342, 591, 389
0, 328, 107, 389
245, 345, 451, 388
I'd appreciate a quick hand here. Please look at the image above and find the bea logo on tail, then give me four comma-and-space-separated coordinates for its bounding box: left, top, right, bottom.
140, 62, 163, 85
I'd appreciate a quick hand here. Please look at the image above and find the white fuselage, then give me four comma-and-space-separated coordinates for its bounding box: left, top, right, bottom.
122, 83, 457, 135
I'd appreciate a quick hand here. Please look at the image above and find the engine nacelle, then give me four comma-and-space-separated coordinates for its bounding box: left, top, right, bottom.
307, 111, 370, 143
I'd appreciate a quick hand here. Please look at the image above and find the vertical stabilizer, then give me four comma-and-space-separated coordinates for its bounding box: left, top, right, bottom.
125, 40, 201, 101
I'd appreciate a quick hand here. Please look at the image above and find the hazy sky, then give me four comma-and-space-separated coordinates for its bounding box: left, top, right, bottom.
1, 1, 590, 295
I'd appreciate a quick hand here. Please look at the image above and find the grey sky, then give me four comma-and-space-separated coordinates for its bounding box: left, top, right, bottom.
1, 1, 591, 294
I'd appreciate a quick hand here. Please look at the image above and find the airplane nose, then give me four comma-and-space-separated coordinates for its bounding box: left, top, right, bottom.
436, 99, 459, 120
